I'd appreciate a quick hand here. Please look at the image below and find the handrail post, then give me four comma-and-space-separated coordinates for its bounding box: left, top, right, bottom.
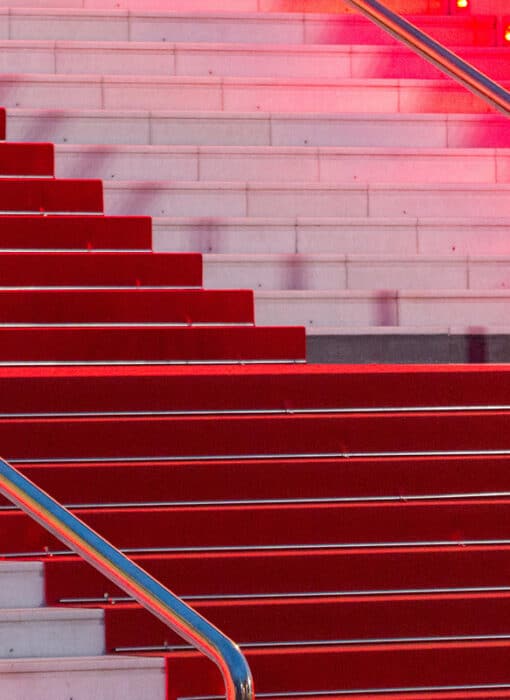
0, 458, 254, 700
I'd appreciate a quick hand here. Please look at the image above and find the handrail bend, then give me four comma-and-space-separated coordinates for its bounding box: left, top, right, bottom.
344, 0, 510, 117
0, 458, 254, 700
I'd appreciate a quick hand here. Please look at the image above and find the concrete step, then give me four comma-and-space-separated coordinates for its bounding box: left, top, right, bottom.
0, 0, 450, 13
255, 289, 510, 329
152, 216, 510, 256
53, 143, 510, 184
102, 181, 510, 218
0, 607, 104, 658
203, 253, 510, 291
0, 562, 44, 609
0, 73, 501, 113
0, 9, 495, 46
0, 655, 166, 699
1, 40, 508, 80
8, 109, 510, 148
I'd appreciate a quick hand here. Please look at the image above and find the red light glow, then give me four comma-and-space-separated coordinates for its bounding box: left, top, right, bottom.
505, 25, 510, 42
456, 0, 468, 7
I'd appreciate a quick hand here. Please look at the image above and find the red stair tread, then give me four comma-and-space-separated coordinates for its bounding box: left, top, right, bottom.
43, 545, 510, 603
0, 253, 203, 287
0, 178, 103, 213
12, 454, 510, 506
0, 289, 254, 324
0, 215, 152, 249
0, 142, 54, 177
0, 325, 304, 364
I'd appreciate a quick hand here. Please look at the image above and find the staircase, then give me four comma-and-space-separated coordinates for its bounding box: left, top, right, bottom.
1, 0, 510, 698
0, 0, 509, 360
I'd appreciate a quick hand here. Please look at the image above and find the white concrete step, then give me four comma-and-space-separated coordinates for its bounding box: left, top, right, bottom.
0, 607, 104, 658
1, 40, 509, 80
0, 0, 449, 13
0, 655, 166, 700
0, 562, 44, 610
102, 181, 510, 218
8, 109, 510, 148
53, 143, 510, 184
255, 289, 510, 329
0, 73, 500, 113
152, 216, 510, 256
0, 9, 494, 46
203, 254, 510, 291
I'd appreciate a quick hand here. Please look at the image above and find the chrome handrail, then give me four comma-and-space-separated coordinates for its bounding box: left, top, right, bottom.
344, 0, 510, 117
0, 457, 254, 700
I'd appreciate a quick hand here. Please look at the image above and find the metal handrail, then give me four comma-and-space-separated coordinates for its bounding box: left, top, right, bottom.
344, 0, 510, 117
0, 457, 254, 700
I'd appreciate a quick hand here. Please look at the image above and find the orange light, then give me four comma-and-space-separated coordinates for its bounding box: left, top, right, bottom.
456, 0, 468, 7
505, 25, 510, 42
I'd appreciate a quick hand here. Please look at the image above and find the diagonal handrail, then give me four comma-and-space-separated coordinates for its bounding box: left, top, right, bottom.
0, 457, 254, 700
344, 0, 510, 117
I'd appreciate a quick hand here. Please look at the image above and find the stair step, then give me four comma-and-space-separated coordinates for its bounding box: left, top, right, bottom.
5, 497, 510, 555
0, 215, 151, 250
0, 142, 53, 176
2, 10, 496, 46
0, 325, 304, 363
0, 607, 104, 658
0, 73, 502, 114
1, 41, 508, 80
0, 252, 202, 286
0, 363, 506, 414
0, 562, 44, 608
152, 216, 510, 257
161, 640, 510, 700
44, 545, 510, 602
255, 290, 510, 329
101, 592, 510, 650
0, 655, 165, 700
103, 181, 510, 220
53, 144, 510, 185
0, 178, 102, 213
9, 109, 510, 149
14, 454, 510, 506
0, 0, 451, 13
206, 254, 481, 291
0, 289, 254, 324
0, 410, 508, 461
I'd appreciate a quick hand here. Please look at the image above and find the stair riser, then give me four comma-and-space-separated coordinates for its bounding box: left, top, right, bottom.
0, 563, 44, 608
45, 547, 510, 602
103, 594, 510, 649
4, 499, 510, 554
11, 455, 510, 506
0, 610, 104, 658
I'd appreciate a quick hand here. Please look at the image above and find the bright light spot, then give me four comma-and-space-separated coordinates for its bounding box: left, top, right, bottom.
505, 25, 510, 42
456, 0, 468, 7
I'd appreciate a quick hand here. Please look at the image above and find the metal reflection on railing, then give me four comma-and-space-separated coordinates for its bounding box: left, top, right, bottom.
0, 458, 254, 700
344, 0, 510, 117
